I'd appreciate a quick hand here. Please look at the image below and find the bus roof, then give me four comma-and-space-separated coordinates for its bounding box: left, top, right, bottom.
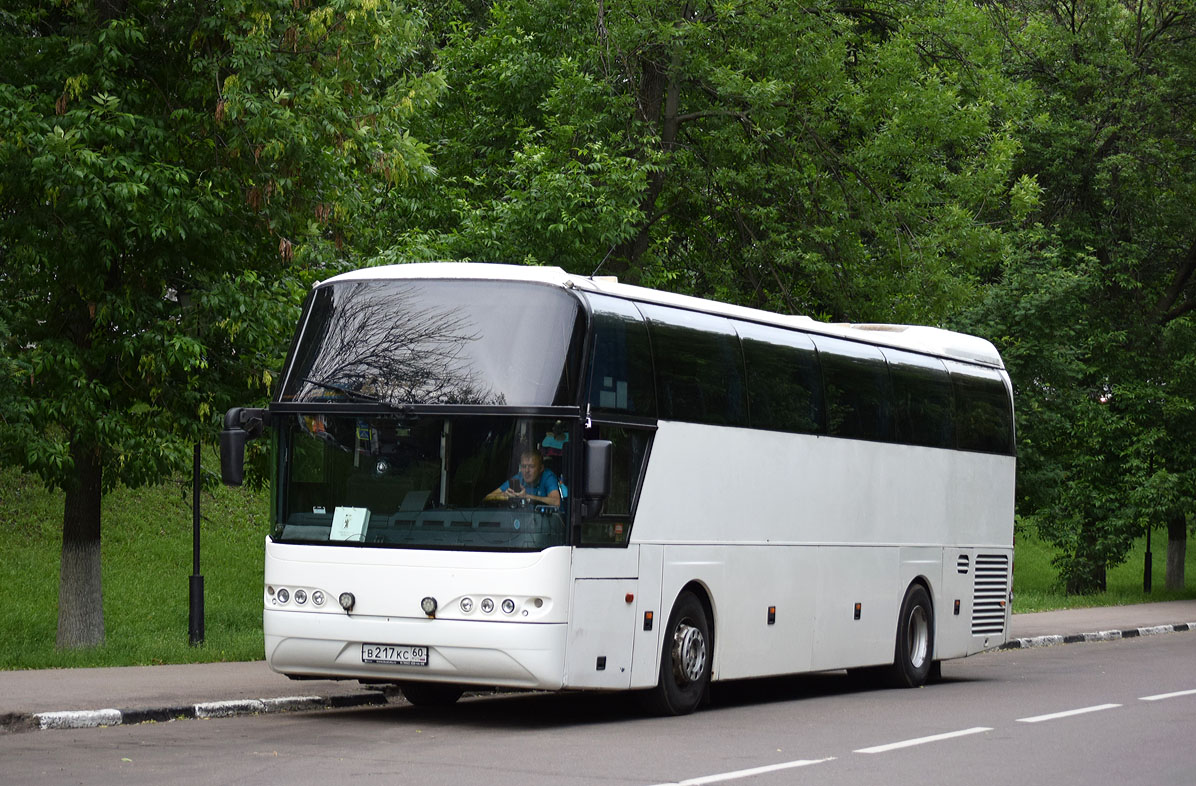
322, 262, 1005, 369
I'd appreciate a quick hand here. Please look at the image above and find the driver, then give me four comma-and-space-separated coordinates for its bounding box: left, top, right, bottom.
485, 449, 561, 507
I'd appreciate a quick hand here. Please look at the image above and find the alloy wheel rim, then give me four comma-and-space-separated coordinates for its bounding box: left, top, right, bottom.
671, 621, 707, 684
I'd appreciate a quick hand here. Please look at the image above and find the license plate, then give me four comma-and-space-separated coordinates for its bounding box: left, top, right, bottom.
361, 643, 428, 666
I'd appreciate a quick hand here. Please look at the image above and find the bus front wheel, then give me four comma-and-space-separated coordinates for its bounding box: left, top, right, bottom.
642, 591, 711, 716
889, 584, 934, 688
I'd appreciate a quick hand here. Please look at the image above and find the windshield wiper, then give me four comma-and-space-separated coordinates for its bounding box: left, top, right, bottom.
301, 376, 386, 405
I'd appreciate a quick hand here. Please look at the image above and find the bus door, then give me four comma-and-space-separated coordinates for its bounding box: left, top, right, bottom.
564, 547, 652, 689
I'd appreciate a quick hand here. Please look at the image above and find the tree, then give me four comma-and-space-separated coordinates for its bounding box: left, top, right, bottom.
968, 0, 1196, 592
386, 0, 1029, 324
0, 0, 440, 647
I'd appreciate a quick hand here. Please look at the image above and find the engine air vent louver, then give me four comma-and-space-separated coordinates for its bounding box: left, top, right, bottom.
971, 553, 1010, 636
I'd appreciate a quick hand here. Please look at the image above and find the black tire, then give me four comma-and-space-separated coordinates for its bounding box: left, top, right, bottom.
888, 584, 934, 688
400, 682, 464, 707
641, 591, 712, 716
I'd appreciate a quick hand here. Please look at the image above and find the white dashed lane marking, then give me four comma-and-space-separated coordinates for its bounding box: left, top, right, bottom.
854, 726, 993, 754
647, 757, 837, 785
1016, 703, 1121, 723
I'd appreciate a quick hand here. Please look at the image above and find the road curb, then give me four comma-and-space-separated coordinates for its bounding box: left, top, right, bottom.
18, 690, 387, 733
7, 621, 1193, 734
999, 621, 1194, 650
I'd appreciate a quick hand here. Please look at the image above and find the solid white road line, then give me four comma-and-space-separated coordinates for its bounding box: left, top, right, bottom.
1140, 688, 1196, 702
648, 757, 836, 786
1016, 703, 1121, 723
854, 727, 992, 754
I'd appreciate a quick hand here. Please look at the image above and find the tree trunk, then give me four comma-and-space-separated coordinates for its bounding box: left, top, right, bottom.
57, 439, 105, 649
1165, 512, 1187, 591
612, 46, 682, 277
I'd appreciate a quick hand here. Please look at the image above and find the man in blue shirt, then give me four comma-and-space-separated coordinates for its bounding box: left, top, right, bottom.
486, 449, 562, 507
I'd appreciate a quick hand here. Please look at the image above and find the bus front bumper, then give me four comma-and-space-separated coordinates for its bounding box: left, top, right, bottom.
264, 608, 568, 690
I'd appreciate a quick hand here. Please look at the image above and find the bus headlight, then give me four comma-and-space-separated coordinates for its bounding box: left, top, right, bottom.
277, 588, 290, 604
501, 599, 515, 615
312, 590, 325, 607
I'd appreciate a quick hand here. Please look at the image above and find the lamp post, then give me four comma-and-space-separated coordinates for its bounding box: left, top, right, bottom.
180, 289, 205, 646
1144, 525, 1153, 594
189, 446, 205, 646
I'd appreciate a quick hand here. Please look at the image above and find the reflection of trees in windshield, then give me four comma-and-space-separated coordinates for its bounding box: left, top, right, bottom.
294, 282, 503, 405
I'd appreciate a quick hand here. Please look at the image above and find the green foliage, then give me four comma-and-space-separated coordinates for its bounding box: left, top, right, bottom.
0, 0, 441, 645
0, 1, 440, 488
960, 0, 1196, 592
386, 0, 1029, 324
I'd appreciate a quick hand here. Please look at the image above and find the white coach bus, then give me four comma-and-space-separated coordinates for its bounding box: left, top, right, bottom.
220, 262, 1015, 715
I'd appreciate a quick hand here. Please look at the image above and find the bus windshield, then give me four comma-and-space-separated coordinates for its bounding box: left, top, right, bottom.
275, 414, 573, 551
280, 279, 584, 407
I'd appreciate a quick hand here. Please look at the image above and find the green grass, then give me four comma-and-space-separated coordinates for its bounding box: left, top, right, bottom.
2, 464, 1194, 669
0, 465, 269, 670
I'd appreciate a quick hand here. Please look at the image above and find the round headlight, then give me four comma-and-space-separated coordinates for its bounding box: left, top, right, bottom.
312, 590, 325, 607
501, 599, 515, 615
295, 589, 308, 605
460, 597, 474, 613
277, 588, 290, 604
480, 598, 494, 614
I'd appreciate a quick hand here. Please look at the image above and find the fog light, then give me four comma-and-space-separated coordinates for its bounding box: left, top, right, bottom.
421, 596, 438, 618
312, 590, 325, 607
295, 590, 308, 605
339, 592, 355, 612
277, 588, 290, 604
501, 599, 515, 615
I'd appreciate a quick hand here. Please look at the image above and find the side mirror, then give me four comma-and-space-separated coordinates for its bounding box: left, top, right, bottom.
220, 407, 268, 486
581, 439, 612, 518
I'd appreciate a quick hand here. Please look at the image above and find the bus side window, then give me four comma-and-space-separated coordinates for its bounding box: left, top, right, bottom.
738, 321, 824, 434
585, 295, 656, 417
811, 335, 893, 443
638, 303, 747, 427
580, 426, 651, 546
947, 362, 1015, 455
882, 348, 954, 449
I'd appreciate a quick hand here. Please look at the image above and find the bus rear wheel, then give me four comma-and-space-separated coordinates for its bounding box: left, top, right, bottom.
400, 682, 465, 707
642, 591, 711, 716
888, 584, 934, 688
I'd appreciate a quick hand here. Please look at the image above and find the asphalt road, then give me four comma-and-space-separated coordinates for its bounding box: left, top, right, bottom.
4, 631, 1193, 786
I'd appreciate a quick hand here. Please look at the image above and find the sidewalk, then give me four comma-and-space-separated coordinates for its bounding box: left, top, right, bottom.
3, 599, 1194, 733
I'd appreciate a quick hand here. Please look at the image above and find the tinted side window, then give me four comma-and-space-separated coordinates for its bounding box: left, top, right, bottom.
812, 335, 892, 442
580, 425, 652, 546
738, 321, 823, 434
883, 348, 954, 449
948, 362, 1015, 455
585, 294, 656, 418
639, 304, 748, 427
